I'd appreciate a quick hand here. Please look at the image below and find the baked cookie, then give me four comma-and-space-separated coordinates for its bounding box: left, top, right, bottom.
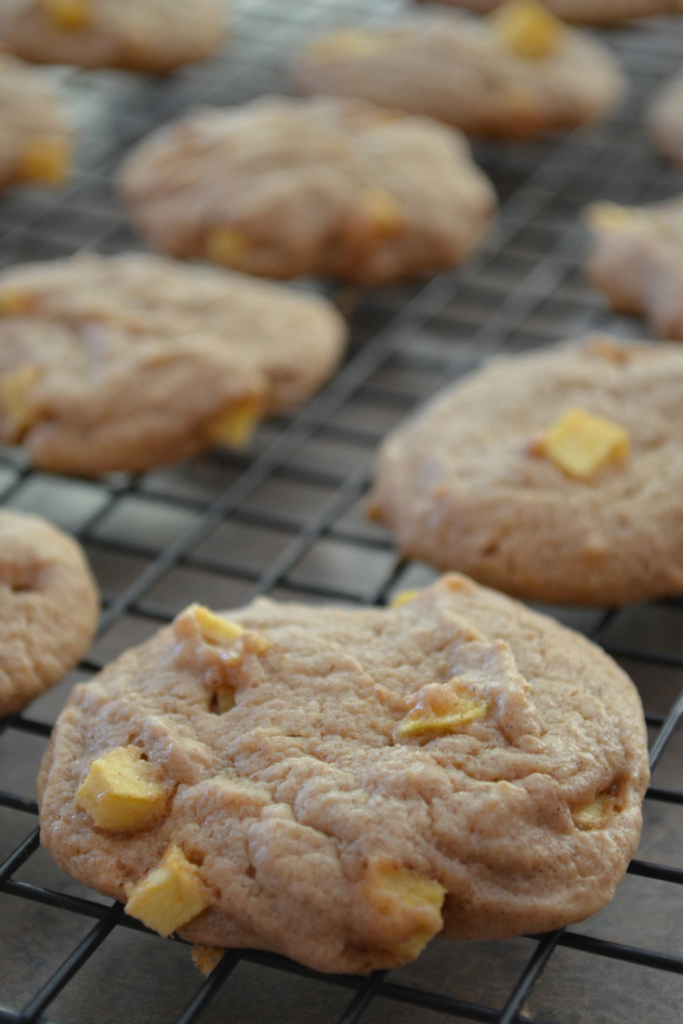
0, 509, 98, 717
118, 95, 497, 285
0, 51, 70, 191
421, 0, 681, 25
369, 336, 683, 606
0, 0, 226, 74
292, 1, 626, 139
648, 70, 683, 165
0, 252, 346, 476
586, 198, 683, 339
38, 577, 649, 973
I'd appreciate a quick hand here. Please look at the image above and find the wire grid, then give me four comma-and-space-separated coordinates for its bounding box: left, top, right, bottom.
1, 3, 683, 1022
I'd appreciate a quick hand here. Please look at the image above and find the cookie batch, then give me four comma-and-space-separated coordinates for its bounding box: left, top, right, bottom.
0, 0, 679, 986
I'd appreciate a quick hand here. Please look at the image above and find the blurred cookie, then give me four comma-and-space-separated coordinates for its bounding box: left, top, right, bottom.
0, 51, 70, 190
0, 0, 226, 73
369, 336, 683, 606
118, 95, 497, 284
586, 198, 683, 339
0, 508, 98, 717
0, 252, 347, 476
422, 0, 681, 24
649, 70, 683, 164
38, 578, 648, 972
292, 1, 626, 139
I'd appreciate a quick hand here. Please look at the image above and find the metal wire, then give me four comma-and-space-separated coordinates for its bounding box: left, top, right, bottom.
1, 3, 683, 1022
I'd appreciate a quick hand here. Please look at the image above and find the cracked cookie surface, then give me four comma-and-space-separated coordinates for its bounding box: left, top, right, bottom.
118, 95, 496, 284
0, 0, 227, 73
369, 336, 683, 606
38, 576, 648, 972
0, 252, 346, 476
0, 508, 99, 716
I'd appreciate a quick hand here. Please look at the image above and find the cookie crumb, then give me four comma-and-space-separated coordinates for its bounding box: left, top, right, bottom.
191, 945, 225, 976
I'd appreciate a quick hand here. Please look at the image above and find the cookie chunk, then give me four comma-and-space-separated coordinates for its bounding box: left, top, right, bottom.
586, 198, 683, 339
0, 0, 226, 74
0, 252, 346, 476
292, 2, 626, 139
649, 71, 683, 166
0, 52, 70, 191
118, 95, 497, 285
369, 336, 683, 606
0, 509, 98, 717
37, 577, 648, 972
420, 0, 681, 25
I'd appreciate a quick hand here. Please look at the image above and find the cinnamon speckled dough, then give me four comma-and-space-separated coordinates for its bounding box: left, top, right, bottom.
0, 51, 70, 190
118, 95, 497, 284
0, 509, 98, 717
586, 197, 683, 339
292, 15, 626, 139
0, 252, 346, 476
0, 0, 227, 74
369, 337, 683, 606
37, 576, 649, 972
422, 0, 681, 24
649, 70, 683, 164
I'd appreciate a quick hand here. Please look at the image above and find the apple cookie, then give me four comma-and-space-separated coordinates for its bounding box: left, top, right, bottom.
586, 197, 683, 339
649, 70, 683, 165
0, 508, 98, 717
38, 576, 648, 972
0, 0, 227, 74
369, 336, 683, 606
418, 0, 681, 25
118, 95, 497, 285
292, 0, 626, 139
0, 251, 347, 476
0, 51, 71, 192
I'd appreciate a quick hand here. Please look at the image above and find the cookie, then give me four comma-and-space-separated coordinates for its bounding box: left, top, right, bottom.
0, 252, 347, 476
586, 198, 683, 339
0, 51, 70, 191
37, 576, 648, 972
648, 70, 683, 165
118, 95, 497, 285
0, 509, 98, 717
421, 0, 681, 25
369, 336, 683, 606
292, 1, 626, 139
0, 0, 226, 74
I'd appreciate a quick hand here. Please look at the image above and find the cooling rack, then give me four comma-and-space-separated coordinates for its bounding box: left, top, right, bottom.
1, 2, 683, 1022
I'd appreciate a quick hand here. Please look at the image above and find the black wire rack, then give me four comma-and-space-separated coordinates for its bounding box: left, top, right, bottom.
1, 2, 683, 1022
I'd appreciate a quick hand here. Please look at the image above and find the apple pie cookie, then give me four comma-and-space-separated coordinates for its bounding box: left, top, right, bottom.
586, 197, 683, 339
0, 252, 346, 476
0, 508, 98, 717
0, 0, 227, 74
369, 336, 683, 605
292, 0, 626, 139
118, 95, 497, 285
0, 51, 70, 192
38, 576, 648, 971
